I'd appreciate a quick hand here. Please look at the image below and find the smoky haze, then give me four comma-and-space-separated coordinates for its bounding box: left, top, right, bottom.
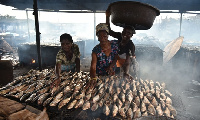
36, 13, 200, 119
1, 11, 200, 119
139, 47, 200, 120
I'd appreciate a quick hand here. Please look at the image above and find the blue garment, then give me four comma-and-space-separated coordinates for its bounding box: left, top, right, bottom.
61, 64, 76, 72
92, 40, 118, 76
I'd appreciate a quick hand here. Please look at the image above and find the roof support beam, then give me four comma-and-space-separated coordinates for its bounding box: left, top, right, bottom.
33, 0, 42, 71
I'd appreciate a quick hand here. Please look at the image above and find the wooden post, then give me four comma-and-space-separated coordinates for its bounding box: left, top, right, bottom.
33, 0, 42, 71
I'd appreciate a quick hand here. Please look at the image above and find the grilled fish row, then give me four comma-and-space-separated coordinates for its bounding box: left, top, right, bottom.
0, 69, 176, 119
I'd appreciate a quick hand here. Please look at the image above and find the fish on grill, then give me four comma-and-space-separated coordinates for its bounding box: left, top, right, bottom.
134, 96, 140, 107
165, 90, 172, 96
112, 104, 118, 117
166, 103, 177, 116
148, 103, 156, 115
127, 108, 133, 120
146, 93, 153, 101
8, 84, 27, 95
124, 100, 131, 111
142, 111, 148, 116
85, 93, 92, 101
98, 97, 105, 108
50, 86, 63, 97
25, 93, 37, 102
126, 91, 133, 102
63, 85, 71, 95
113, 93, 118, 103
156, 104, 163, 116
91, 102, 98, 111
35, 82, 44, 92
164, 107, 171, 117
37, 86, 50, 95
58, 96, 72, 109
92, 94, 100, 103
82, 101, 90, 110
151, 96, 158, 107
156, 89, 160, 99
166, 96, 172, 105
38, 93, 50, 105
0, 69, 177, 119
119, 107, 126, 118
43, 96, 53, 106
160, 92, 167, 100
139, 91, 144, 99
141, 101, 146, 112
74, 98, 84, 109
75, 89, 86, 100
14, 91, 24, 99
0, 88, 11, 95
143, 96, 150, 104
132, 102, 138, 113
160, 99, 166, 109
67, 99, 77, 109
120, 92, 126, 103
134, 108, 141, 119
103, 104, 110, 116
20, 92, 31, 101
116, 88, 121, 95
50, 92, 64, 106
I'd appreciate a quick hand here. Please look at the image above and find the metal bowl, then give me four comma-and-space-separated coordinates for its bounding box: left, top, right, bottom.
108, 1, 160, 30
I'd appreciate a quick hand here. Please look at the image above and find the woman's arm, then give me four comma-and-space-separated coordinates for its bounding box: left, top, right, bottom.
90, 52, 97, 78
131, 43, 136, 57
107, 54, 118, 75
74, 44, 81, 72
55, 62, 61, 78
123, 55, 131, 75
51, 62, 61, 88
85, 52, 98, 90
123, 43, 135, 79
75, 58, 80, 72
106, 9, 121, 39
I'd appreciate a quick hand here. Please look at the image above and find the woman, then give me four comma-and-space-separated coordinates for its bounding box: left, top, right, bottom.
86, 23, 118, 89
51, 33, 80, 87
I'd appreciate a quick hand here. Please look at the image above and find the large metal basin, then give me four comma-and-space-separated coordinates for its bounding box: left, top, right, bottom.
108, 1, 160, 30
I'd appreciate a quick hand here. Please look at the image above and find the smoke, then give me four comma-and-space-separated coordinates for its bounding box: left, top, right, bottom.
130, 16, 200, 119
135, 46, 200, 119
1, 9, 200, 119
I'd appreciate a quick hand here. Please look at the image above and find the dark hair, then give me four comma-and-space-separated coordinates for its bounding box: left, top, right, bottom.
60, 33, 73, 43
123, 25, 136, 34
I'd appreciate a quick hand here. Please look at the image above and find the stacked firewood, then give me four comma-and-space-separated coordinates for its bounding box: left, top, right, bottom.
0, 96, 49, 120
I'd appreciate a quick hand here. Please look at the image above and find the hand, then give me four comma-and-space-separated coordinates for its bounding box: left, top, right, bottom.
106, 6, 111, 16
50, 77, 61, 88
124, 73, 134, 82
106, 66, 114, 76
85, 78, 97, 90
106, 10, 111, 17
